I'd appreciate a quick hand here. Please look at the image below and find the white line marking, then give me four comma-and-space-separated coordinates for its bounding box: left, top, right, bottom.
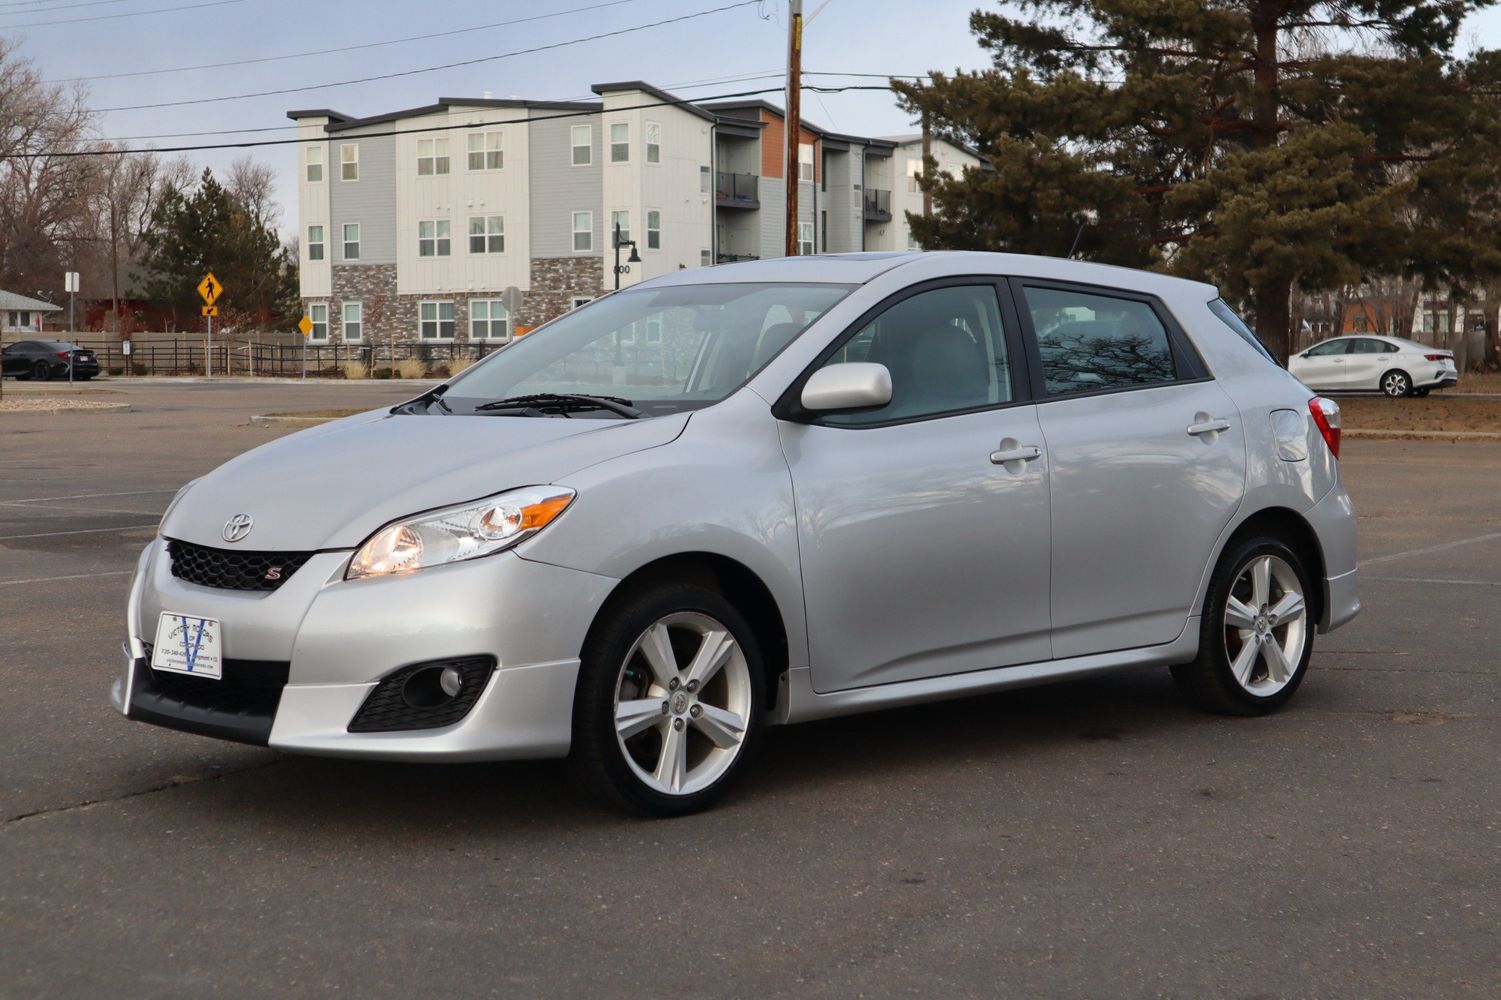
0, 524, 157, 541
1365, 576, 1501, 587
0, 570, 133, 587
1359, 530, 1501, 567
2, 489, 177, 504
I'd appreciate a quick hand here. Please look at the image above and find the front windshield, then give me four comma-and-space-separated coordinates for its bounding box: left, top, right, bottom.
440, 282, 852, 417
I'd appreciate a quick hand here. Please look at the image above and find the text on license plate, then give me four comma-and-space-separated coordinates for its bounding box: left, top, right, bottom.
151, 612, 223, 680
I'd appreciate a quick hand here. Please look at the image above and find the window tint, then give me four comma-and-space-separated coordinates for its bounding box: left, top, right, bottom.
816, 284, 1010, 426
1351, 338, 1394, 354
1305, 339, 1349, 357
1208, 299, 1276, 365
1025, 286, 1177, 396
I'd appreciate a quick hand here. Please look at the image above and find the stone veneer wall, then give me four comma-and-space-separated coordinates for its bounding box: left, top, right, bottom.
308, 258, 605, 345
521, 257, 605, 329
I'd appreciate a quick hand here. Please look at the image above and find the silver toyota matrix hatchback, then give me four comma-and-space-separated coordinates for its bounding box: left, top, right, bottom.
116, 253, 1359, 815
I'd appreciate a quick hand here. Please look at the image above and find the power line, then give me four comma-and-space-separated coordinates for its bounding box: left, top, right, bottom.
45, 0, 648, 84
6, 84, 898, 158
96, 0, 763, 112
0, 0, 139, 14
0, 0, 241, 29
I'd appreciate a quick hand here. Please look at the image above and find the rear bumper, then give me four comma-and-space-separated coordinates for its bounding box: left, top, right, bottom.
1306, 485, 1360, 633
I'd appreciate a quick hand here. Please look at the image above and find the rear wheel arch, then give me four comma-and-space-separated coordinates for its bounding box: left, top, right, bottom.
581, 552, 789, 709
1218, 507, 1326, 627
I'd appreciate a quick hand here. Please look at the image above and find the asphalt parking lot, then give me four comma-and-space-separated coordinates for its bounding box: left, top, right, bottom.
2, 380, 1498, 998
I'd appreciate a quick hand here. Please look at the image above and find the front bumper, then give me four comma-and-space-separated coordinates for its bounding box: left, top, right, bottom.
114, 538, 618, 761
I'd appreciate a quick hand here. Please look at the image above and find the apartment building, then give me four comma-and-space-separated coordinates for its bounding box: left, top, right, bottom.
290, 82, 979, 347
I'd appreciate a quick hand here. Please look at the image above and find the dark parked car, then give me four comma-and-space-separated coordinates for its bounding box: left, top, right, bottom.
0, 340, 100, 381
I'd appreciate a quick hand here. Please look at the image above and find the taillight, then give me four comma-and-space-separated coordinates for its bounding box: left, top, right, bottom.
55, 351, 69, 358
1424, 354, 1447, 362
1309, 396, 1341, 460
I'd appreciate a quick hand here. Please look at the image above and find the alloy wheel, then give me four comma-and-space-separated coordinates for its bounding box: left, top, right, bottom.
613, 611, 753, 797
1382, 372, 1409, 397
1221, 553, 1308, 697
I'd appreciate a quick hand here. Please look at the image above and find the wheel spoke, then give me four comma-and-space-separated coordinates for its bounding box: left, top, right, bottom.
638, 623, 679, 690
652, 720, 689, 792
1261, 636, 1294, 684
1230, 638, 1260, 687
1267, 591, 1305, 625
685, 629, 735, 687
615, 698, 664, 741
1225, 596, 1258, 631
1249, 557, 1272, 608
691, 703, 746, 750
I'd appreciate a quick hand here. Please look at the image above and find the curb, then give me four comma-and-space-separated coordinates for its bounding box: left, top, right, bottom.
1, 402, 132, 415
1345, 429, 1501, 442
249, 414, 336, 427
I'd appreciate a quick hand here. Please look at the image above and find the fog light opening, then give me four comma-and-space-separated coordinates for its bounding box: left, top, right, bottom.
402, 665, 462, 709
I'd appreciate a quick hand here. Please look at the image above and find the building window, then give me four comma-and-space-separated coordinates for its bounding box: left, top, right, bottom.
611, 210, 630, 246
417, 137, 451, 175
573, 211, 593, 252
307, 225, 324, 261
470, 299, 510, 340
700, 165, 710, 193
308, 303, 328, 341
342, 301, 362, 342
700, 249, 711, 267
798, 221, 814, 256
799, 142, 814, 182
571, 296, 593, 310
571, 124, 591, 166
340, 143, 358, 181
418, 219, 450, 257
342, 223, 360, 260
645, 316, 663, 345
646, 210, 661, 250
645, 121, 661, 163
419, 301, 455, 339
907, 233, 922, 250
610, 122, 629, 163
306, 145, 324, 182
468, 215, 504, 254
906, 159, 922, 193
468, 131, 502, 170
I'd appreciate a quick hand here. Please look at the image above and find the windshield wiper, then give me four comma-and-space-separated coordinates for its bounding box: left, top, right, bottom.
471, 393, 642, 419
391, 383, 451, 415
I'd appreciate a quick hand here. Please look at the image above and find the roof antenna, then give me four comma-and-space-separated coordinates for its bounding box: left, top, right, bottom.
1067, 222, 1087, 260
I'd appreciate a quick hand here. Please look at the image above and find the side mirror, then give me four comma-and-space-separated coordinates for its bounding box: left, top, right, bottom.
800, 362, 892, 413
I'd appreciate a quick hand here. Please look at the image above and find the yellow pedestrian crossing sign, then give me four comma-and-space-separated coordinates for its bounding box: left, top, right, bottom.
197, 273, 223, 306
298, 315, 314, 337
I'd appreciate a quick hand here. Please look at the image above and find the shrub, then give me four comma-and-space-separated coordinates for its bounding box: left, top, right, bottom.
448, 356, 475, 376
395, 358, 427, 379
341, 360, 369, 380
131, 363, 148, 376
372, 367, 394, 379
107, 367, 124, 377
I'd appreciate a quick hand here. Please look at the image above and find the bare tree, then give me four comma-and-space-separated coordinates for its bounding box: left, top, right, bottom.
226, 156, 280, 230
91, 149, 191, 338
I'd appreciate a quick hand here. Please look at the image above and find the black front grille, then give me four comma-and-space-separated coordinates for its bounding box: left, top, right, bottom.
167, 539, 312, 592
348, 656, 495, 733
130, 642, 290, 745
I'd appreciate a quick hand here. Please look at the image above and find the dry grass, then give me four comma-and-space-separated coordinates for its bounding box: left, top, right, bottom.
395, 358, 427, 379
341, 360, 369, 380
1337, 394, 1501, 434
1447, 371, 1501, 394
448, 356, 476, 376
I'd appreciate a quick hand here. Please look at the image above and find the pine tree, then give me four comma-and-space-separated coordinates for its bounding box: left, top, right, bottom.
895, 1, 1501, 362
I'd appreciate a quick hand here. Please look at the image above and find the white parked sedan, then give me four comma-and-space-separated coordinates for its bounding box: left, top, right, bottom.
1289, 335, 1458, 397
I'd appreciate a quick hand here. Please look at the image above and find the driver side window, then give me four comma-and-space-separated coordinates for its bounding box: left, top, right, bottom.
1306, 340, 1350, 357
815, 284, 1010, 426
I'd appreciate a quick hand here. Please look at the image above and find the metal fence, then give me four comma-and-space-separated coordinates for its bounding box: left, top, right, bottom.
65, 336, 508, 378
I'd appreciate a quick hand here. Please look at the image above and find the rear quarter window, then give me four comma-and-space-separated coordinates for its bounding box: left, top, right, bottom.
1208, 299, 1279, 366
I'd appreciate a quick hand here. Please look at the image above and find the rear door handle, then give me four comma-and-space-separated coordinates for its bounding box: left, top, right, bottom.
990, 444, 1042, 464
1187, 418, 1231, 437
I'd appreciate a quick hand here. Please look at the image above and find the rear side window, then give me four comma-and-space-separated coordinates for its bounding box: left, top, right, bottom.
1208, 299, 1278, 365
1351, 338, 1395, 354
1024, 286, 1177, 396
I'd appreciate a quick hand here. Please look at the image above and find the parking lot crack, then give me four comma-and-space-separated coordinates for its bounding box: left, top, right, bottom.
2, 759, 282, 828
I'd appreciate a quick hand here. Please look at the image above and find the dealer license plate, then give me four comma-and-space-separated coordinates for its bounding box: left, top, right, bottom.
151, 612, 223, 680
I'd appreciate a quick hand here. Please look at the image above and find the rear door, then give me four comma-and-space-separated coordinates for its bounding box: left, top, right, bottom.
1344, 337, 1398, 390
1015, 281, 1246, 659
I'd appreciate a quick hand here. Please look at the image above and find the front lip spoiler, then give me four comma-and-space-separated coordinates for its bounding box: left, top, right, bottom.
125, 656, 287, 746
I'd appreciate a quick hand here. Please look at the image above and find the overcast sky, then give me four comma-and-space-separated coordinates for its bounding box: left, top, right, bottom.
6, 0, 1499, 239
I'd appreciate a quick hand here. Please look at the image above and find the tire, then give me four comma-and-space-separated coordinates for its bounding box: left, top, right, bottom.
1413, 388, 1429, 398
31, 361, 50, 382
1380, 369, 1411, 397
1171, 536, 1315, 716
570, 583, 765, 816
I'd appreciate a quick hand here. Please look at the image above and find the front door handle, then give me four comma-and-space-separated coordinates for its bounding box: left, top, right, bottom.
1187, 418, 1231, 437
990, 444, 1042, 464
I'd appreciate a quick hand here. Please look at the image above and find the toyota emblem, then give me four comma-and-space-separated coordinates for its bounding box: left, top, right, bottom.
222, 513, 254, 543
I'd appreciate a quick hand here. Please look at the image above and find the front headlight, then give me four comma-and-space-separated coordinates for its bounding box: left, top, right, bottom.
346, 486, 575, 580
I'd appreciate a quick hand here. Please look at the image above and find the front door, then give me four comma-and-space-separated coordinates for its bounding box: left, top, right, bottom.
1297, 339, 1352, 389
1017, 281, 1247, 659
781, 282, 1053, 693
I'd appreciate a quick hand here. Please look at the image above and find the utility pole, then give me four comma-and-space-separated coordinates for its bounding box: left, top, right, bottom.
920, 113, 933, 220
784, 0, 803, 257
65, 271, 79, 385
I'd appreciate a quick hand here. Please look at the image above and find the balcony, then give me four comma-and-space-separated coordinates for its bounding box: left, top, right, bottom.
716, 252, 760, 264
863, 188, 892, 222
716, 172, 759, 210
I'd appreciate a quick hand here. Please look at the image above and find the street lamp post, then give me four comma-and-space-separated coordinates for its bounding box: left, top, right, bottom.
612, 222, 641, 292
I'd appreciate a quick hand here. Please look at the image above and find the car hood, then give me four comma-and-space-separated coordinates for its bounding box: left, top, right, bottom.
163, 409, 689, 551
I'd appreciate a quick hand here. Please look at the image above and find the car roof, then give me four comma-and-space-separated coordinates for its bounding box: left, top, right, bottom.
642, 251, 1220, 298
